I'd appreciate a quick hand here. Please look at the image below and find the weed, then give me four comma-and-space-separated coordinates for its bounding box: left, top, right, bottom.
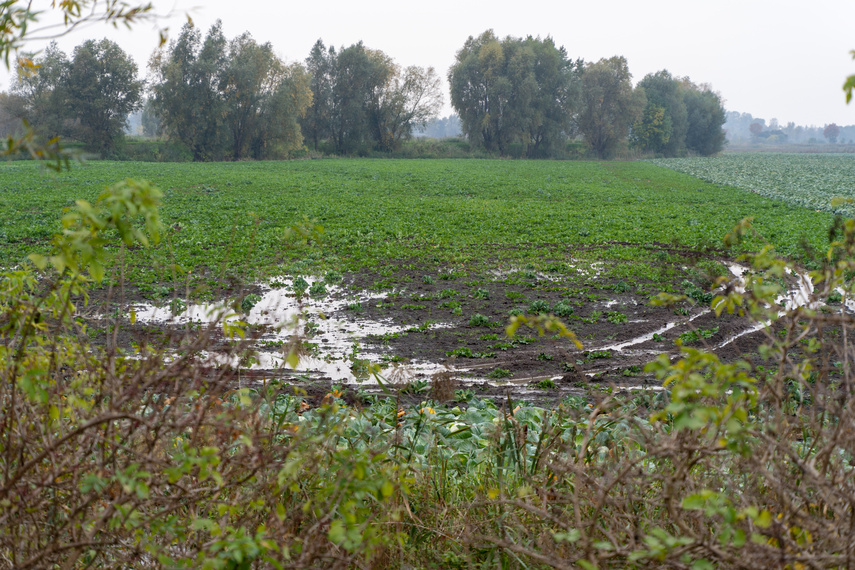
438, 288, 459, 299
580, 311, 601, 324
347, 301, 363, 312
487, 368, 512, 379
292, 276, 309, 297
529, 299, 550, 314
469, 313, 498, 327
535, 378, 556, 389
240, 293, 262, 314
550, 301, 574, 318
309, 280, 328, 298
405, 320, 436, 333
479, 333, 500, 341
471, 287, 490, 299
537, 352, 554, 361
446, 347, 495, 358
587, 350, 613, 359
679, 326, 719, 344
400, 304, 426, 310
682, 279, 713, 304
606, 311, 628, 324
422, 275, 434, 284
169, 298, 186, 316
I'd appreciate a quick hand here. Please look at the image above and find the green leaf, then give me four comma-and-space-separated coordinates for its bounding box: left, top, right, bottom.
328, 519, 346, 545
754, 510, 772, 528
553, 529, 581, 543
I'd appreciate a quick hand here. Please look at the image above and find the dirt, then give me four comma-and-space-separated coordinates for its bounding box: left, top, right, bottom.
81, 245, 790, 406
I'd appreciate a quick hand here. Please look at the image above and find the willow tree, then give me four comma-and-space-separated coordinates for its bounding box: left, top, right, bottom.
576, 56, 645, 159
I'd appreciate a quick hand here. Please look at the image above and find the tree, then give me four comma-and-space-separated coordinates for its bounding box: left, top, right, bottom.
140, 97, 160, 137
149, 22, 229, 161
0, 91, 26, 137
634, 70, 687, 156
302, 40, 336, 150
329, 42, 393, 154
749, 122, 764, 138
11, 42, 70, 140
150, 23, 312, 160
448, 31, 581, 157
522, 36, 582, 157
249, 62, 312, 158
1, 0, 160, 167
220, 32, 283, 159
448, 30, 512, 154
576, 56, 645, 159
64, 39, 143, 154
631, 104, 671, 153
369, 64, 443, 151
824, 123, 840, 143
682, 83, 726, 156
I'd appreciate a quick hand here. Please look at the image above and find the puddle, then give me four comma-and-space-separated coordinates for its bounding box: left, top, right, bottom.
128, 277, 454, 383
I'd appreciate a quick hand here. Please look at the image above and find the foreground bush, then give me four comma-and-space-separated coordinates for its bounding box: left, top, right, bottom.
3, 183, 855, 568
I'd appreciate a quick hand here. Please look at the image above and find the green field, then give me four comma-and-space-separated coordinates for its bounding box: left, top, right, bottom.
0, 157, 839, 296
5, 154, 855, 567
652, 153, 855, 216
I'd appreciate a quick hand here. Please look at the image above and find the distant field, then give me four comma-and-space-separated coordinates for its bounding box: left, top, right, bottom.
0, 159, 836, 290
651, 153, 855, 217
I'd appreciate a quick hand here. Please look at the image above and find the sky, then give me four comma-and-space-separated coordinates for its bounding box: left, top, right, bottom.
4, 0, 855, 127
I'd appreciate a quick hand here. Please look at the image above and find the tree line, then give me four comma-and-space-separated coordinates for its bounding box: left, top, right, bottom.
0, 26, 727, 160
724, 111, 855, 146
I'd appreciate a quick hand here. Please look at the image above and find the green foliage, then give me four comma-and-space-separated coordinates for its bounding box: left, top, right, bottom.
487, 367, 512, 379
240, 293, 262, 313
303, 40, 442, 154
448, 30, 582, 157
0, 158, 837, 297
13, 38, 143, 156
683, 86, 726, 156
577, 56, 645, 158
605, 311, 628, 324
652, 153, 855, 217
150, 22, 312, 161
678, 326, 719, 344
468, 313, 497, 327
552, 300, 575, 317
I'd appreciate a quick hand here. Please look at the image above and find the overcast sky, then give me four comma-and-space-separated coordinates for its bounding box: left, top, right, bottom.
4, 0, 855, 127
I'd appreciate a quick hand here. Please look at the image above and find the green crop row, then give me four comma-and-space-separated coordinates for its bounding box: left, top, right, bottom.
651, 153, 855, 217
0, 158, 837, 294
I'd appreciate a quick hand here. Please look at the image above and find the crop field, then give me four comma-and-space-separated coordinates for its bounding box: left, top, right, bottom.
0, 157, 842, 396
651, 152, 855, 217
7, 156, 855, 567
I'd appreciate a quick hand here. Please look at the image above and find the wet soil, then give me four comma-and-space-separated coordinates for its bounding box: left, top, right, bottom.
82, 244, 792, 406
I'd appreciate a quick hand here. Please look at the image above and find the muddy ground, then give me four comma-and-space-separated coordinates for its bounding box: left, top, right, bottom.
86, 243, 800, 406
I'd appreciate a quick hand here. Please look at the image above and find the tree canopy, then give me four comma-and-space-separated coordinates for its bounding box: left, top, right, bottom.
12, 39, 142, 155
448, 30, 581, 157
631, 71, 726, 157
149, 22, 312, 161
301, 40, 442, 154
576, 56, 645, 159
